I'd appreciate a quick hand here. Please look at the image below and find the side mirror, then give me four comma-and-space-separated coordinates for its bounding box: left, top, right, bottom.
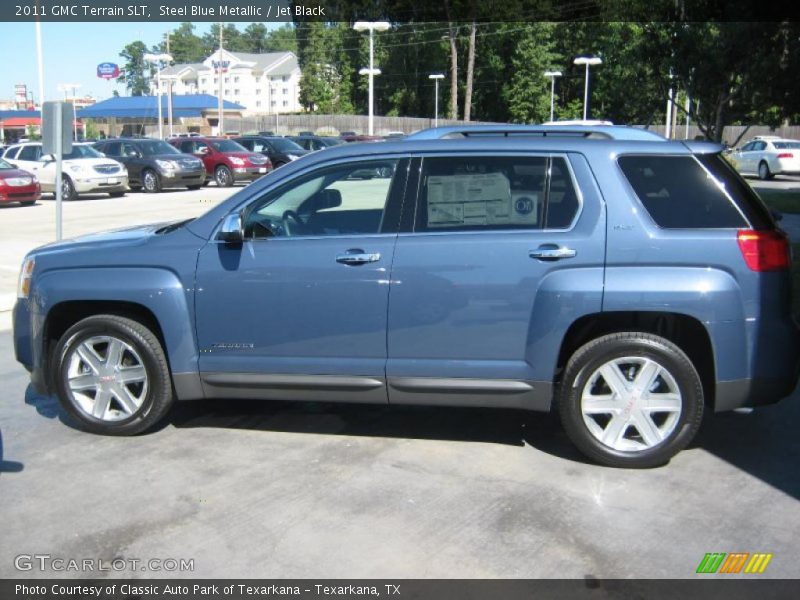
217, 213, 244, 244
40, 154, 54, 163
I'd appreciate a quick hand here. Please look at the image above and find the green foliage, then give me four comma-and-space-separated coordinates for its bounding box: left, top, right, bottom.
84, 120, 100, 139
25, 124, 40, 140
118, 40, 152, 96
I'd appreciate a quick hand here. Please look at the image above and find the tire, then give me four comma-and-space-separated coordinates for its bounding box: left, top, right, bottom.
215, 165, 234, 187
53, 315, 174, 436
558, 332, 704, 468
109, 191, 125, 198
20, 200, 36, 206
129, 184, 142, 192
61, 175, 76, 201
142, 169, 161, 193
758, 161, 773, 181
186, 184, 202, 191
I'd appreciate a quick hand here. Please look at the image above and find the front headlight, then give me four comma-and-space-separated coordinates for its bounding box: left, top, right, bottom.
156, 159, 177, 171
229, 157, 245, 166
18, 256, 35, 299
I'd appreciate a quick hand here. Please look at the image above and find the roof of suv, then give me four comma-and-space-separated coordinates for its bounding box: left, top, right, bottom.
405, 124, 666, 142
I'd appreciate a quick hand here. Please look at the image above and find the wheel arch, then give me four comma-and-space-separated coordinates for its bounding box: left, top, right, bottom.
555, 311, 716, 409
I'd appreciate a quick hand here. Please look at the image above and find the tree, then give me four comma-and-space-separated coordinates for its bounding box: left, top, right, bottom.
503, 24, 559, 123
264, 24, 298, 53
242, 23, 269, 53
119, 41, 152, 96
463, 20, 477, 121
161, 22, 205, 63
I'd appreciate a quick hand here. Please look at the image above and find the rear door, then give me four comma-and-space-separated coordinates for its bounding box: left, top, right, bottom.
386, 153, 605, 410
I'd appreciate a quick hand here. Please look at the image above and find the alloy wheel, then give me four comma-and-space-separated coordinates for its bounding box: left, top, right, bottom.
580, 356, 682, 452
66, 335, 149, 421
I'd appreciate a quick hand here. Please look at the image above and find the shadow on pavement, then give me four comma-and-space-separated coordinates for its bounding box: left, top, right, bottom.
0, 429, 24, 474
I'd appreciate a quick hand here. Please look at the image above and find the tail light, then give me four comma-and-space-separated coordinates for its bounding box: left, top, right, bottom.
777, 153, 794, 159
737, 230, 790, 271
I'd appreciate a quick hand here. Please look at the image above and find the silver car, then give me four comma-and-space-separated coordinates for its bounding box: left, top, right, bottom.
729, 136, 800, 180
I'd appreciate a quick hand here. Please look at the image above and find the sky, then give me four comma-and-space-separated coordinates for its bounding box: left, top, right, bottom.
0, 21, 263, 104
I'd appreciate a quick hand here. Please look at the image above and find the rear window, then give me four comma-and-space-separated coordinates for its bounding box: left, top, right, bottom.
773, 142, 800, 149
618, 155, 748, 229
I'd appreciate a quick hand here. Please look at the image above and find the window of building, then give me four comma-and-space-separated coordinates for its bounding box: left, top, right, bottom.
283, 88, 288, 95
256, 101, 261, 107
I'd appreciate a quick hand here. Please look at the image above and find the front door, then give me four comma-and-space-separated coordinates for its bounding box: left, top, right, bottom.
194, 157, 409, 402
386, 153, 605, 410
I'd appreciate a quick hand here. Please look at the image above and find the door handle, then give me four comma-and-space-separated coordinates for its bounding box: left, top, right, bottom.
529, 245, 577, 260
336, 250, 381, 265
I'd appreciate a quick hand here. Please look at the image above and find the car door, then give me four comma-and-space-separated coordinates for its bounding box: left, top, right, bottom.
120, 142, 146, 184
751, 141, 767, 172
386, 153, 605, 410
194, 156, 410, 403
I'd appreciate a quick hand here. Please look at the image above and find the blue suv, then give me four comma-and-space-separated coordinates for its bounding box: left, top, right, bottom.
13, 125, 799, 467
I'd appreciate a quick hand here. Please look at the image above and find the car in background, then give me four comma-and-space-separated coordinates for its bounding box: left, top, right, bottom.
3, 142, 127, 200
729, 136, 800, 180
170, 137, 271, 187
94, 138, 206, 193
297, 131, 314, 137
234, 135, 308, 168
0, 156, 40, 206
341, 133, 384, 143
257, 131, 275, 136
288, 135, 345, 152
384, 131, 406, 139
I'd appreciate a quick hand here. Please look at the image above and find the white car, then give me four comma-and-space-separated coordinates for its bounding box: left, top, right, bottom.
3, 142, 128, 200
729, 136, 800, 180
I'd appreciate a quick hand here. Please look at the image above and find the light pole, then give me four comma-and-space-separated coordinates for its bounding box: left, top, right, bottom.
57, 83, 81, 140
543, 70, 562, 122
428, 73, 444, 127
143, 52, 173, 139
353, 21, 390, 135
573, 56, 602, 121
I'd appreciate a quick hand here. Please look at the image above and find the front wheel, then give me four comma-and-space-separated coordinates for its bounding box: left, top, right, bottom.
758, 161, 773, 181
559, 332, 704, 468
61, 175, 76, 201
215, 165, 234, 187
53, 315, 174, 435
142, 169, 161, 193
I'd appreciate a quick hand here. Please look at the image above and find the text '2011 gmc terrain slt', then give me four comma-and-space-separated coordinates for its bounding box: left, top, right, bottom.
14, 124, 800, 468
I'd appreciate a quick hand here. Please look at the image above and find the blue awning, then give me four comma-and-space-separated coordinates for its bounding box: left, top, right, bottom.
77, 94, 244, 119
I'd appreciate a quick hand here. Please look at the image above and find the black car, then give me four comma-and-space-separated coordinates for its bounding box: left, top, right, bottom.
93, 138, 206, 193
234, 136, 309, 168
288, 135, 346, 152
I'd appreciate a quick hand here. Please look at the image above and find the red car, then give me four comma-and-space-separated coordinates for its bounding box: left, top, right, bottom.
0, 157, 41, 206
169, 137, 272, 187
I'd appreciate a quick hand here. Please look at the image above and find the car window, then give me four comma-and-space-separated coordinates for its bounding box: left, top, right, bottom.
62, 145, 102, 160
210, 139, 247, 153
415, 155, 578, 232
774, 142, 800, 149
121, 143, 139, 157
268, 138, 304, 153
618, 155, 747, 229
251, 140, 272, 153
0, 158, 14, 169
753, 142, 767, 151
243, 159, 401, 239
18, 145, 41, 161
237, 139, 255, 151
740, 143, 753, 152
5, 147, 21, 160
102, 142, 121, 156
138, 140, 181, 156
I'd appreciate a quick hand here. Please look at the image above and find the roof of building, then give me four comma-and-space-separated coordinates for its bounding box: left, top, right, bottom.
158, 51, 298, 79
0, 110, 41, 120
159, 62, 206, 77
76, 94, 245, 119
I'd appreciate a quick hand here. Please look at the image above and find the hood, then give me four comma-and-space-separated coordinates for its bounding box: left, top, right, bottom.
0, 168, 37, 180
32, 220, 191, 254
152, 153, 202, 163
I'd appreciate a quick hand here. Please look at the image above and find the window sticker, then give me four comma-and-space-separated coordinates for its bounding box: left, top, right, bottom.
426, 172, 538, 227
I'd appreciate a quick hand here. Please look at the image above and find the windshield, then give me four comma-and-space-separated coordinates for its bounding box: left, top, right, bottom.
268, 138, 304, 152
210, 139, 248, 153
63, 145, 103, 160
0, 158, 13, 169
320, 137, 345, 147
139, 140, 182, 156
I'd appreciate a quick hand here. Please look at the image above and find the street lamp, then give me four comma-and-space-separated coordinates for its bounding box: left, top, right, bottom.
353, 21, 391, 135
543, 71, 562, 122
573, 56, 602, 121
428, 73, 444, 127
143, 52, 173, 139
57, 83, 81, 140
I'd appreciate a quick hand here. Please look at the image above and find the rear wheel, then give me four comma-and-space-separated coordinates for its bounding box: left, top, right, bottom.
53, 315, 174, 435
20, 200, 36, 206
758, 161, 773, 180
559, 332, 704, 468
142, 169, 161, 193
215, 165, 233, 187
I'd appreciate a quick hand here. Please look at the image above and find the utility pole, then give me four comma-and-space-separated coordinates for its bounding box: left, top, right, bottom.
218, 23, 224, 136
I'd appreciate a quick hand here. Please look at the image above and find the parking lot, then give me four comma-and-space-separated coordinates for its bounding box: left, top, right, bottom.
1, 181, 799, 579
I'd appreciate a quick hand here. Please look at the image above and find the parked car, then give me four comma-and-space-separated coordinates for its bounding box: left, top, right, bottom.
297, 131, 315, 137
94, 138, 205, 193
169, 137, 271, 187
288, 135, 346, 152
341, 134, 385, 143
257, 131, 275, 136
234, 135, 308, 168
13, 124, 800, 468
0, 156, 40, 206
728, 136, 800, 180
3, 142, 127, 200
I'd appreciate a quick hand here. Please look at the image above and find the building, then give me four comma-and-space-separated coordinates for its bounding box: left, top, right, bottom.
153, 50, 301, 114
